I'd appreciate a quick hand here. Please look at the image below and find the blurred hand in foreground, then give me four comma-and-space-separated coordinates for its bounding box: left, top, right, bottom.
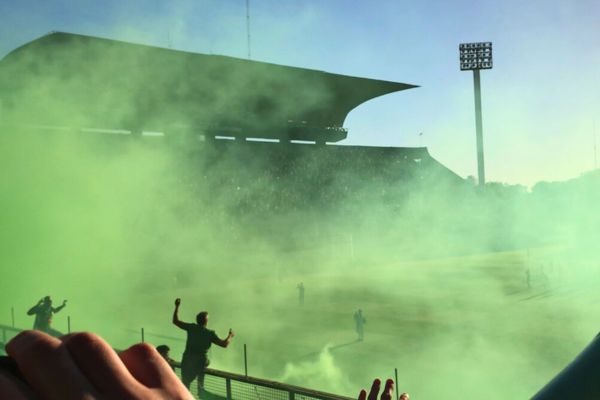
1, 330, 193, 400
358, 378, 394, 400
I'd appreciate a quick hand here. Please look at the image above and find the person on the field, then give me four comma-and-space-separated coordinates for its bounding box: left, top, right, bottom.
297, 282, 305, 305
27, 296, 67, 337
399, 393, 410, 400
354, 309, 366, 341
172, 298, 234, 398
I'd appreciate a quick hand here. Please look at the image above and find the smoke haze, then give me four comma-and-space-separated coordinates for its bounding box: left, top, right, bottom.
1, 31, 599, 400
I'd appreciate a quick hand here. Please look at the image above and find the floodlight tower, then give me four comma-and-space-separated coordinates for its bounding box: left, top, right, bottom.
460, 42, 492, 186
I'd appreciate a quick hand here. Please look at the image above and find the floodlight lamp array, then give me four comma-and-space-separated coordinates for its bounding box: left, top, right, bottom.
459, 42, 493, 70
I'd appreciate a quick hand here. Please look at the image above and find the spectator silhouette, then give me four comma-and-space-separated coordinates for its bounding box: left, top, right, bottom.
156, 344, 181, 371
172, 298, 234, 398
27, 296, 66, 337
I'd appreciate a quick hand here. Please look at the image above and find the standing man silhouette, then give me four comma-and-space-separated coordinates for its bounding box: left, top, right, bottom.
354, 309, 366, 341
27, 296, 67, 337
172, 298, 234, 398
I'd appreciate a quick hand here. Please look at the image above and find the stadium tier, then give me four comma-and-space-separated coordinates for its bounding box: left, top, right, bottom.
74, 132, 465, 215
0, 32, 416, 144
0, 31, 464, 212
197, 139, 464, 210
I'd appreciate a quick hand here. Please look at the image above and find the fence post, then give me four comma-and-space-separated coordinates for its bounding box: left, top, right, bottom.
141, 327, 145, 343
67, 316, 71, 334
394, 368, 399, 397
11, 307, 15, 328
244, 344, 248, 377
226, 377, 232, 400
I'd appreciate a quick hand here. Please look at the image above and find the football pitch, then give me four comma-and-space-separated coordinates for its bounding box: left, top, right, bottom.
122, 246, 600, 400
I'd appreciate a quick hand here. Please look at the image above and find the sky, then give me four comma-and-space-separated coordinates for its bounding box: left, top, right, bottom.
0, 0, 599, 186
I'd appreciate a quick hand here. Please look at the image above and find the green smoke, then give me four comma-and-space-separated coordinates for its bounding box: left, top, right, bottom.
1, 32, 599, 400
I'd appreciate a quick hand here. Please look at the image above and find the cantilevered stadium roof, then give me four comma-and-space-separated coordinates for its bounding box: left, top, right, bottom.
0, 32, 417, 143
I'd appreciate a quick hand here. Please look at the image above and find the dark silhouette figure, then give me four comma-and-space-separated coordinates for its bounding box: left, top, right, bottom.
297, 282, 305, 305
354, 309, 366, 341
27, 296, 66, 337
156, 344, 181, 371
172, 298, 234, 398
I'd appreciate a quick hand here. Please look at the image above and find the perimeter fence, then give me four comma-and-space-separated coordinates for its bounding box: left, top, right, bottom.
178, 367, 353, 400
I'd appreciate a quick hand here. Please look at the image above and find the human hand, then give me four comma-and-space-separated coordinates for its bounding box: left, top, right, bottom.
62, 300, 68, 306
2, 330, 194, 400
228, 329, 235, 338
358, 378, 394, 400
175, 298, 181, 307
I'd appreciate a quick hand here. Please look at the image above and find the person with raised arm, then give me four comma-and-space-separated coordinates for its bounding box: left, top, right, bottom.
172, 298, 234, 398
27, 296, 67, 337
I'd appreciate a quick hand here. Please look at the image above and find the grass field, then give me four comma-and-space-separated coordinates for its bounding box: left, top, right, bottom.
66, 245, 596, 400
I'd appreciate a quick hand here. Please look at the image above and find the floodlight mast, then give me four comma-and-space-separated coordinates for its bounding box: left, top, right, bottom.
460, 42, 492, 186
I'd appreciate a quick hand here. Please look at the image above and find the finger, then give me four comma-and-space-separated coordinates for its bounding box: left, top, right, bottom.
6, 330, 100, 400
0, 371, 36, 400
367, 378, 381, 400
119, 342, 185, 391
61, 332, 144, 398
381, 379, 394, 400
358, 389, 367, 400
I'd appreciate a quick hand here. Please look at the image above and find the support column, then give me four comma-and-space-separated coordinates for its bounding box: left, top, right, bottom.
473, 69, 485, 186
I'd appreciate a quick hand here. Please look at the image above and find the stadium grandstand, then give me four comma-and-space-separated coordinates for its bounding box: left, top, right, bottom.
0, 31, 464, 206
0, 31, 468, 261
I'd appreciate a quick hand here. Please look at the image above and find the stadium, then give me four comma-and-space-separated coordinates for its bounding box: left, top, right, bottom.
1, 22, 600, 400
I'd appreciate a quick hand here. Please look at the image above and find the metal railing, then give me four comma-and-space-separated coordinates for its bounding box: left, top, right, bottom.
196, 367, 352, 400
0, 324, 21, 353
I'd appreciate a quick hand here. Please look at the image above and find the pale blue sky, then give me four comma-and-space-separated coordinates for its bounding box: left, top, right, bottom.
1, 0, 599, 185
